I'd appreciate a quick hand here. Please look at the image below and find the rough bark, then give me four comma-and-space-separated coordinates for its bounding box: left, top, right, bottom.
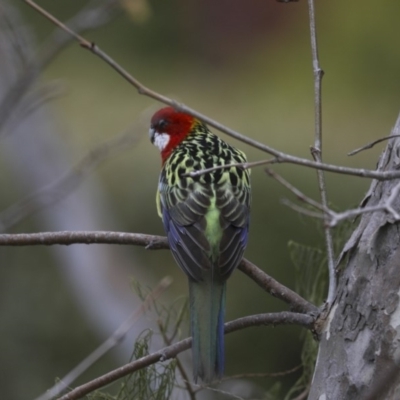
309, 113, 400, 400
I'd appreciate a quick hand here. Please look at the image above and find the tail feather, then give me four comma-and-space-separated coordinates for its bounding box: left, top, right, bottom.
189, 278, 226, 383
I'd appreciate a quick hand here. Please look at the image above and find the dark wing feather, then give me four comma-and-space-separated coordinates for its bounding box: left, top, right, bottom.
159, 179, 212, 282
162, 205, 211, 281
217, 186, 251, 278
158, 132, 251, 282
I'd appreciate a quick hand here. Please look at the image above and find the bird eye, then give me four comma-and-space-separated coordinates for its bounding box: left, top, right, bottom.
157, 119, 167, 130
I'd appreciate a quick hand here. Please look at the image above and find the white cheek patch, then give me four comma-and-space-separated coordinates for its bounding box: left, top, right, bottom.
153, 132, 170, 151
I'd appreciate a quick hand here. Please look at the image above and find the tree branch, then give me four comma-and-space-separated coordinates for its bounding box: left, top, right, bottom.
266, 168, 328, 213
58, 312, 315, 400
34, 276, 172, 400
0, 230, 318, 313
0, 231, 168, 248
184, 158, 277, 178
267, 169, 400, 228
281, 199, 326, 220
239, 259, 319, 314
22, 0, 400, 182
348, 134, 400, 156
307, 0, 336, 305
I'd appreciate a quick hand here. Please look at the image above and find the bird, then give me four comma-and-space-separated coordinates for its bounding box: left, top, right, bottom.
149, 106, 251, 383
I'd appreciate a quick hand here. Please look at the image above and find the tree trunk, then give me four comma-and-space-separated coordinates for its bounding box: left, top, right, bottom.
309, 113, 400, 400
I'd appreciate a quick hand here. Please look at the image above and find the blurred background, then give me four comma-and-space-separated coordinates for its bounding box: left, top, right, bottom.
1, 0, 400, 399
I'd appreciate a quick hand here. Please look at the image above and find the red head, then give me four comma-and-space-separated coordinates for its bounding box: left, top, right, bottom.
149, 107, 197, 163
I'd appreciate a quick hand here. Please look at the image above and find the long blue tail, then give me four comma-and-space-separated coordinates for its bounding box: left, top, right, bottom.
189, 277, 226, 383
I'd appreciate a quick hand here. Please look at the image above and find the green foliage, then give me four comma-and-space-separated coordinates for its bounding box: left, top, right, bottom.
263, 381, 283, 399
86, 392, 116, 400
85, 278, 191, 400
117, 330, 176, 400
85, 331, 176, 400
283, 217, 355, 399
288, 241, 326, 306
130, 276, 189, 341
280, 241, 325, 400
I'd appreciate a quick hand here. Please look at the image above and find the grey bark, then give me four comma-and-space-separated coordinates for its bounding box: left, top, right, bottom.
309, 113, 400, 400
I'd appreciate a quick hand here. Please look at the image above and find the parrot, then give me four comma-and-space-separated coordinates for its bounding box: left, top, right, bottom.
149, 106, 251, 383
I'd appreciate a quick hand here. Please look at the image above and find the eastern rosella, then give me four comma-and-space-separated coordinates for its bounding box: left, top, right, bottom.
149, 107, 251, 383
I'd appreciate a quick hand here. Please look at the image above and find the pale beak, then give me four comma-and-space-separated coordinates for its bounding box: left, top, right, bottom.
149, 127, 155, 144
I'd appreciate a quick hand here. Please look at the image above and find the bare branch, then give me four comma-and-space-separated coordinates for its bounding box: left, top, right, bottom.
220, 364, 302, 382
58, 312, 315, 400
266, 169, 328, 213
34, 276, 173, 400
292, 386, 311, 400
279, 180, 400, 228
0, 231, 318, 313
0, 231, 169, 248
267, 168, 400, 228
328, 181, 400, 226
184, 158, 277, 178
24, 0, 88, 44
239, 258, 319, 314
265, 161, 400, 227
266, 168, 400, 228
22, 1, 400, 182
281, 199, 326, 220
190, 385, 244, 400
348, 134, 400, 156
307, 0, 336, 305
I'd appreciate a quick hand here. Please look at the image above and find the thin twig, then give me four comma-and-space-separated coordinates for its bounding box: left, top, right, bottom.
24, 0, 88, 43
266, 169, 328, 213
278, 181, 400, 227
193, 384, 246, 400
58, 312, 315, 400
0, 231, 318, 313
221, 363, 302, 381
167, 297, 188, 343
184, 158, 278, 178
291, 386, 311, 400
329, 181, 400, 225
266, 168, 400, 227
22, 1, 400, 182
265, 168, 397, 227
192, 384, 245, 400
281, 199, 326, 220
307, 0, 336, 305
348, 134, 400, 156
34, 276, 172, 400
